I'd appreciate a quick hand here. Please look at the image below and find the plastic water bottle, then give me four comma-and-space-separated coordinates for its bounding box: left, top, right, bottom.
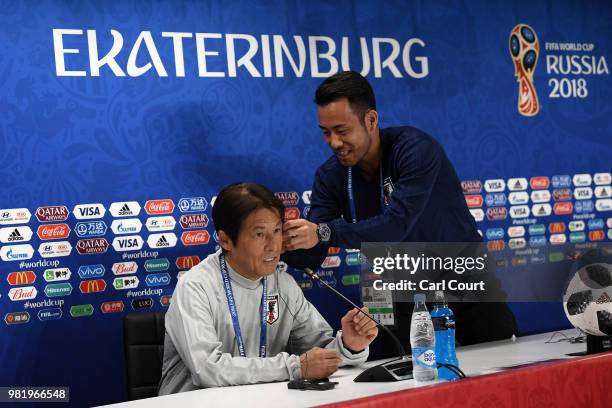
410, 293, 437, 381
431, 291, 459, 380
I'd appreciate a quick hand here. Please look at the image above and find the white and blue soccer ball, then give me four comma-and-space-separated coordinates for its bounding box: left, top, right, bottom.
563, 263, 612, 336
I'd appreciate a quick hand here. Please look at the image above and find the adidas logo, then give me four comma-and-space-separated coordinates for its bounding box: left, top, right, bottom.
8, 229, 23, 241
118, 204, 133, 216
156, 235, 170, 247
596, 292, 611, 304
537, 206, 546, 215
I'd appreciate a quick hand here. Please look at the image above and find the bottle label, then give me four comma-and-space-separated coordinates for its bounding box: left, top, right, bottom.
412, 347, 436, 368
432, 316, 455, 331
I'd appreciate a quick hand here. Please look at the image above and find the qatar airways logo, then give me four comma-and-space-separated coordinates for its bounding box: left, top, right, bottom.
52, 29, 429, 79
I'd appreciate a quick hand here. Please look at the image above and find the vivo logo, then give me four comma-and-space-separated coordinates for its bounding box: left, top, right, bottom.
145, 273, 171, 287
485, 228, 504, 240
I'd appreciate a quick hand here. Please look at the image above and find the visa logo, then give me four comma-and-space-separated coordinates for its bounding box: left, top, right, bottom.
119, 238, 139, 248
145, 273, 171, 287
80, 207, 100, 217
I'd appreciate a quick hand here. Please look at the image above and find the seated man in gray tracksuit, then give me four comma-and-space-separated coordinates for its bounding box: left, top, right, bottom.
158, 182, 378, 394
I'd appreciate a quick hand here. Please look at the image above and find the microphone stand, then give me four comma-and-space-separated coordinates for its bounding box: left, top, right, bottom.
304, 268, 413, 382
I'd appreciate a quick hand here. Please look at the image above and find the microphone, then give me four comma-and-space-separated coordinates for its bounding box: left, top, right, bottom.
304, 268, 413, 382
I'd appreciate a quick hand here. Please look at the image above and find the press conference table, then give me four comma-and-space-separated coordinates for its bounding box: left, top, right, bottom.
100, 329, 612, 408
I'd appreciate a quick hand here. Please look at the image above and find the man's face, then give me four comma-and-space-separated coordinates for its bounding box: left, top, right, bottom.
222, 207, 283, 280
318, 98, 373, 167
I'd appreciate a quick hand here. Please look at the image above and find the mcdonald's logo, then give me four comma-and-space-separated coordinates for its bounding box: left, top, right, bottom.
175, 255, 200, 269
7, 271, 36, 286
79, 279, 107, 294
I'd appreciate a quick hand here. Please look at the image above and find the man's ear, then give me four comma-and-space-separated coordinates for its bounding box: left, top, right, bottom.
365, 109, 378, 132
218, 230, 234, 252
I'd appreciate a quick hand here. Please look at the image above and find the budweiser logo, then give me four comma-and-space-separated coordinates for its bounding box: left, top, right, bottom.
9, 286, 38, 301
181, 230, 210, 246
145, 199, 175, 215
112, 261, 138, 275
36, 206, 69, 222
37, 224, 70, 240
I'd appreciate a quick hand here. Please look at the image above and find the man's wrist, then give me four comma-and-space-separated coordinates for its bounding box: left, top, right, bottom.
341, 335, 365, 354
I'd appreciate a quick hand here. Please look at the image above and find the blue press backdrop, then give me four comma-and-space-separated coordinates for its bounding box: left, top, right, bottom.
0, 0, 610, 406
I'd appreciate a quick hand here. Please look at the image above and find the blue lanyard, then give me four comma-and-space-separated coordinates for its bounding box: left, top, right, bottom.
347, 166, 386, 223
219, 254, 267, 358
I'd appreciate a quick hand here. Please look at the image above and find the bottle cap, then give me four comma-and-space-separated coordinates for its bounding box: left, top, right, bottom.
414, 293, 426, 303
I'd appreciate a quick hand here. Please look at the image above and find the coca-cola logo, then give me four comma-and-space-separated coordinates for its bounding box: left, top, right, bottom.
37, 224, 71, 240
145, 199, 175, 215
181, 230, 210, 246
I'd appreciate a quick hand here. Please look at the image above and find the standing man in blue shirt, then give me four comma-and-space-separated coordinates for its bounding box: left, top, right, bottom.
282, 71, 517, 347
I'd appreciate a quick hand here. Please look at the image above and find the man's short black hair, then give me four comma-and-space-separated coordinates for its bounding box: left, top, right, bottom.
212, 182, 285, 246
314, 71, 377, 121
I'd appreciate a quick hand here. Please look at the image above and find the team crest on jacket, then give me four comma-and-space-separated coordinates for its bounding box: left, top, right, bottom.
266, 295, 279, 324
383, 177, 395, 205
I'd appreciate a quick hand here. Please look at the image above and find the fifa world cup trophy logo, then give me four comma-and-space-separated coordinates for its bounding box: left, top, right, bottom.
509, 24, 540, 116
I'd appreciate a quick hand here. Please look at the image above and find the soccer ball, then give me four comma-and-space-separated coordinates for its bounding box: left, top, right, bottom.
563, 263, 612, 336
